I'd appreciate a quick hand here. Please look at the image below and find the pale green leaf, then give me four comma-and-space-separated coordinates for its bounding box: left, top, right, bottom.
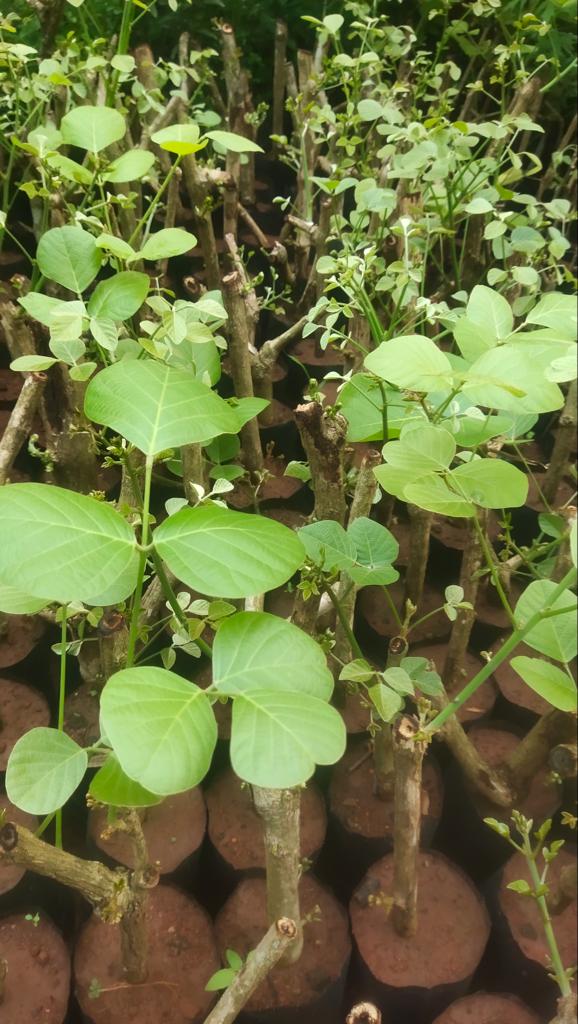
136, 228, 197, 262
89, 754, 163, 807
510, 656, 577, 712
365, 335, 453, 392
515, 580, 577, 663
87, 271, 149, 320
298, 520, 357, 571
0, 583, 49, 615
61, 105, 126, 153
36, 226, 102, 294
205, 130, 263, 153
6, 728, 87, 814
103, 149, 155, 183
450, 458, 528, 509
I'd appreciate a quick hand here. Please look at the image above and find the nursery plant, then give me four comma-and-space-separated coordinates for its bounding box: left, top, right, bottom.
0, 1, 576, 1023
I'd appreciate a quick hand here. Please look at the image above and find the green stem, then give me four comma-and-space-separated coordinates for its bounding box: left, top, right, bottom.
151, 551, 213, 659
106, 0, 136, 105
126, 457, 154, 668
525, 839, 571, 997
473, 513, 515, 626
382, 584, 402, 630
324, 583, 363, 659
425, 567, 577, 734
54, 604, 69, 851
128, 156, 183, 248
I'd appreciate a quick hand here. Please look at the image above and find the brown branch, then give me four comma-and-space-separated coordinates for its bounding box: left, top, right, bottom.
373, 636, 408, 800
404, 505, 433, 610
252, 787, 303, 964
221, 271, 263, 475
444, 510, 487, 692
0, 822, 134, 921
542, 381, 577, 506
505, 709, 575, 799
294, 401, 348, 523
272, 21, 288, 140
0, 372, 46, 486
433, 692, 514, 808
202, 918, 298, 1024
392, 715, 426, 937
550, 993, 578, 1024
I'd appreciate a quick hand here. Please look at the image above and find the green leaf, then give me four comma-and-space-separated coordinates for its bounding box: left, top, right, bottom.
226, 397, 269, 431
151, 122, 205, 155
339, 374, 414, 442
205, 969, 237, 992
103, 149, 155, 182
507, 879, 533, 896
511, 656, 577, 712
515, 580, 577, 662
384, 423, 456, 476
84, 361, 238, 455
36, 226, 102, 293
212, 611, 333, 699
298, 520, 357, 572
368, 683, 403, 722
357, 99, 384, 121
10, 355, 58, 372
87, 271, 149, 320
373, 463, 424, 501
230, 690, 345, 787
6, 728, 87, 814
0, 484, 139, 605
464, 345, 564, 414
46, 153, 93, 185
205, 130, 263, 153
61, 105, 126, 153
90, 317, 118, 351
323, 13, 344, 32
18, 292, 62, 327
95, 233, 137, 262
382, 667, 414, 695
0, 583, 49, 615
347, 517, 400, 585
526, 293, 577, 338
466, 285, 513, 339
136, 228, 197, 262
100, 667, 217, 795
365, 335, 453, 392
89, 754, 163, 807
450, 458, 528, 509
571, 516, 577, 568
340, 659, 375, 683
154, 504, 305, 598
404, 475, 474, 518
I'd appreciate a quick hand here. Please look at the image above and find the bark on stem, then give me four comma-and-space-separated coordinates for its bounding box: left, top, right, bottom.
392, 715, 426, 937
404, 505, 433, 611
542, 380, 577, 506
435, 703, 514, 808
551, 993, 578, 1024
444, 510, 487, 692
373, 636, 409, 800
252, 316, 307, 417
252, 787, 303, 965
272, 21, 288, 140
506, 709, 574, 799
333, 450, 381, 665
202, 918, 298, 1024
182, 444, 206, 500
0, 822, 134, 920
221, 271, 263, 475
294, 401, 347, 523
0, 372, 46, 486
106, 809, 158, 984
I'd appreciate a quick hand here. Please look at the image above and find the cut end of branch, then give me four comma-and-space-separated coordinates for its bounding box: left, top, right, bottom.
0, 823, 18, 854
346, 1003, 382, 1024
388, 635, 408, 659
395, 714, 420, 743
275, 917, 297, 940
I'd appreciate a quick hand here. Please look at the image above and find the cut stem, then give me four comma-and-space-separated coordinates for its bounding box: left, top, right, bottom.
392, 716, 426, 938
252, 786, 303, 965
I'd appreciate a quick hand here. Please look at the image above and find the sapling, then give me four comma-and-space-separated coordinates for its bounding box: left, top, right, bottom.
484, 812, 577, 1024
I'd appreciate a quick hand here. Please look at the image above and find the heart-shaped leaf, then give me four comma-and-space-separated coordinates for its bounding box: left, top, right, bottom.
6, 728, 87, 814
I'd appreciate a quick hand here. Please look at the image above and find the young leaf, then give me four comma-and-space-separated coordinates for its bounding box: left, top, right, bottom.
151, 122, 205, 155
212, 611, 333, 700
368, 684, 403, 722
102, 149, 155, 183
36, 226, 102, 294
100, 667, 217, 795
510, 656, 577, 712
230, 691, 346, 787
205, 130, 263, 153
382, 667, 414, 695
135, 228, 197, 262
340, 659, 376, 684
404, 475, 474, 518
298, 520, 357, 572
154, 505, 305, 597
87, 271, 149, 320
205, 968, 237, 992
10, 355, 58, 372
466, 285, 514, 340
346, 516, 400, 585
0, 484, 140, 605
515, 581, 577, 663
525, 293, 577, 338
89, 754, 163, 808
61, 105, 126, 153
18, 292, 62, 327
6, 728, 88, 814
84, 360, 238, 454
0, 583, 49, 615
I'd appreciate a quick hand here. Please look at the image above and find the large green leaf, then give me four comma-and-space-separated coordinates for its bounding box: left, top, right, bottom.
84, 360, 238, 455
0, 583, 49, 615
230, 691, 346, 787
463, 345, 564, 414
61, 105, 126, 153
383, 423, 456, 476
154, 504, 305, 597
36, 226, 102, 294
451, 458, 528, 509
6, 728, 87, 814
338, 374, 415, 442
515, 580, 577, 663
466, 285, 513, 340
365, 335, 453, 392
525, 292, 577, 338
151, 122, 206, 156
100, 667, 217, 795
212, 611, 333, 700
89, 754, 163, 808
0, 484, 139, 605
404, 475, 474, 518
510, 656, 577, 712
298, 520, 357, 572
87, 271, 149, 320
